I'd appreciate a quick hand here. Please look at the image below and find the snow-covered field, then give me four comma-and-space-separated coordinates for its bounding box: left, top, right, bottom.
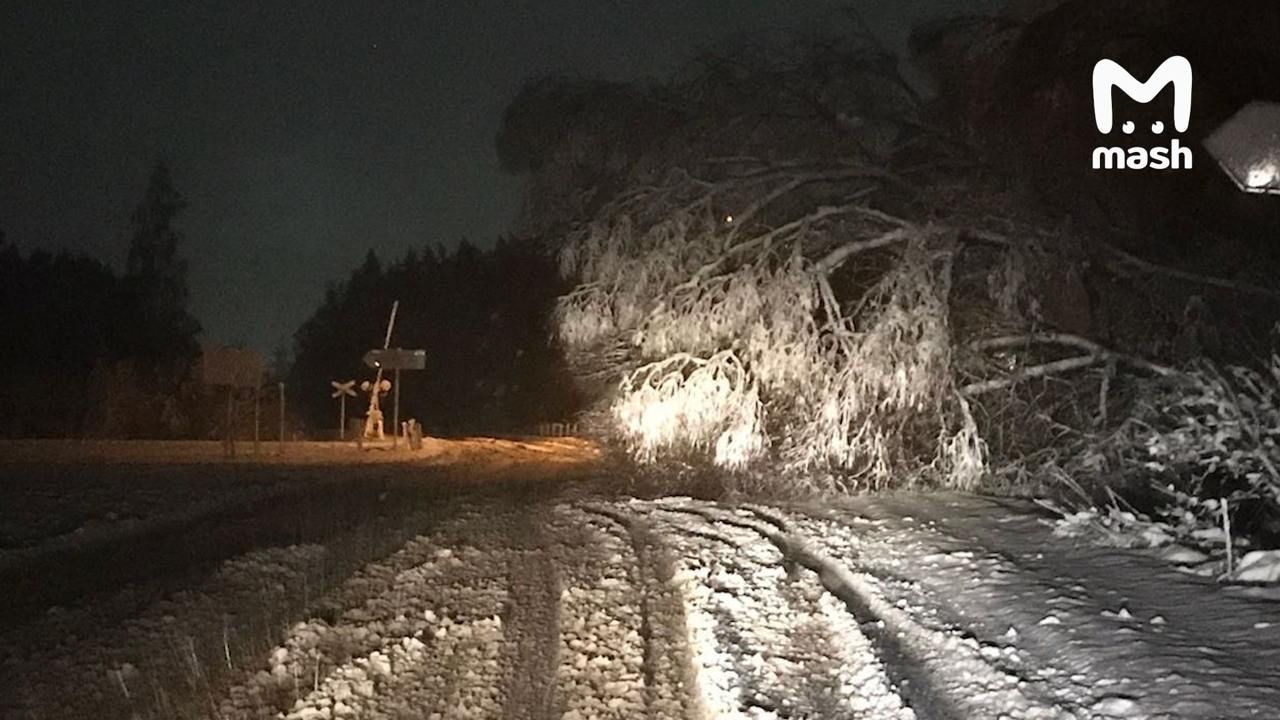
6, 471, 1278, 720
0, 462, 298, 558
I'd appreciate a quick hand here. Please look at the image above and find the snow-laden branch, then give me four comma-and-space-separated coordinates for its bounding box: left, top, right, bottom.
614, 349, 767, 469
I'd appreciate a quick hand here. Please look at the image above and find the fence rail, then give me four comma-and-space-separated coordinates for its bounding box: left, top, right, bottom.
532, 422, 580, 437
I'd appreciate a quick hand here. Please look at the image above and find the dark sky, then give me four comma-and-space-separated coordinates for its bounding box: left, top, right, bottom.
1, 0, 996, 354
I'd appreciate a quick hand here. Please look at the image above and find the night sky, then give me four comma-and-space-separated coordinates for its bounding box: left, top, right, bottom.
1, 0, 995, 354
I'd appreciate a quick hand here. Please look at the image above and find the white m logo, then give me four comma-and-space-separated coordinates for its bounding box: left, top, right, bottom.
1092, 56, 1192, 134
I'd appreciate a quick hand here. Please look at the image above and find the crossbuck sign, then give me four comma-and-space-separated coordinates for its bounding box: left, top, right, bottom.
1091, 55, 1193, 171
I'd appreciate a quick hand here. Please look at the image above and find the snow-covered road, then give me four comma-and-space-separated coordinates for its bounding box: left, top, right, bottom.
5, 490, 1278, 719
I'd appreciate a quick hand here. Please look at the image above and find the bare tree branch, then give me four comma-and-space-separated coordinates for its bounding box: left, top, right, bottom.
961, 354, 1103, 396
727, 171, 882, 244
1097, 239, 1280, 302
666, 200, 881, 296
962, 332, 1176, 397
969, 332, 1174, 376
814, 227, 912, 274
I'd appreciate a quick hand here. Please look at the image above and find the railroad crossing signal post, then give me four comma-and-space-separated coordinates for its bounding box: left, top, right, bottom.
363, 347, 426, 448
360, 378, 391, 439
362, 301, 399, 441
331, 380, 357, 440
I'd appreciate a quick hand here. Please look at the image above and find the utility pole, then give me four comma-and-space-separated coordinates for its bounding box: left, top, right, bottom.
223, 387, 236, 459
278, 381, 286, 455
393, 368, 401, 449
253, 382, 261, 455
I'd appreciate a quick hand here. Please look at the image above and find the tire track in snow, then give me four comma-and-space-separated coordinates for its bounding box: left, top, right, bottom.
580, 502, 712, 720
664, 501, 1080, 720
549, 506, 650, 719
645, 500, 913, 720
805, 495, 1280, 719
500, 506, 562, 720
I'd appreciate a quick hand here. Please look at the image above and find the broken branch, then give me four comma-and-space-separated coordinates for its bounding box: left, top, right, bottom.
969, 332, 1174, 377
960, 354, 1102, 397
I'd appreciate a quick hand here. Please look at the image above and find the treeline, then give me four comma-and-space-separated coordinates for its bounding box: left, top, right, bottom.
0, 163, 204, 438
289, 238, 580, 436
2, 159, 578, 439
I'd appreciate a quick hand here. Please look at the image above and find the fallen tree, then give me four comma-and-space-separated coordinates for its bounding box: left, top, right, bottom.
500, 20, 1279, 505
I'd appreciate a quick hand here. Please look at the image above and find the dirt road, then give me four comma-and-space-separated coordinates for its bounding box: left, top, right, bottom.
3, 445, 1278, 719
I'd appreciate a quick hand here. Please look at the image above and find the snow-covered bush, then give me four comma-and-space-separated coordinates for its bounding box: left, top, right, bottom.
1135, 358, 1280, 545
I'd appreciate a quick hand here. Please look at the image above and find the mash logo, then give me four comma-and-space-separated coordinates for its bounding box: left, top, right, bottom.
1091, 55, 1193, 170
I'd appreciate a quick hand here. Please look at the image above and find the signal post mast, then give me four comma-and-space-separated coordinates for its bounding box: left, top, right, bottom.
362, 301, 398, 441
359, 300, 427, 446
